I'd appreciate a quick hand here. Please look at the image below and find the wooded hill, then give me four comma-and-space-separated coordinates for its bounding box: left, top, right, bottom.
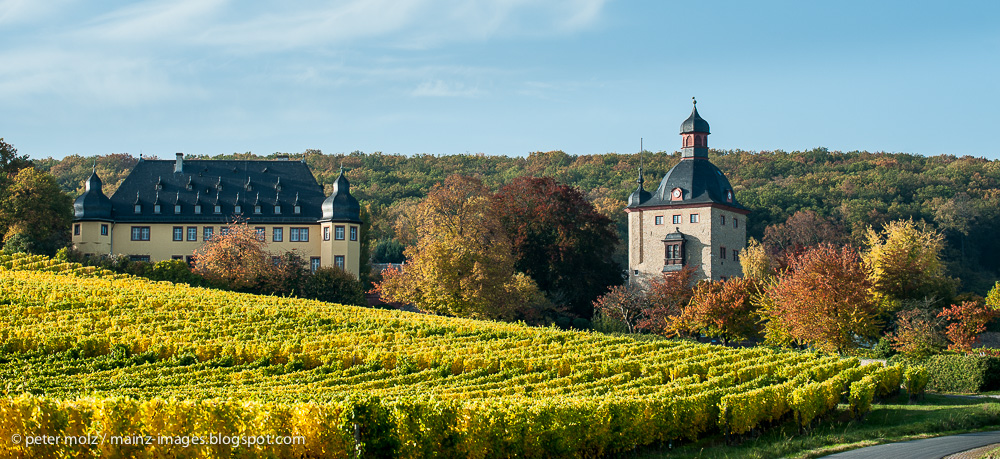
37, 148, 1000, 294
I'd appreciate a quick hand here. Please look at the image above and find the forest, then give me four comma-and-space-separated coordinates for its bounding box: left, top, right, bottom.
37, 147, 1000, 295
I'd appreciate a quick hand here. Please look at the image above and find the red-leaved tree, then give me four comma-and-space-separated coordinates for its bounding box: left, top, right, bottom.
938, 301, 996, 352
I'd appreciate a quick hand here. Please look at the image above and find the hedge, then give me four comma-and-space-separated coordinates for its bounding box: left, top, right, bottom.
891, 354, 1000, 393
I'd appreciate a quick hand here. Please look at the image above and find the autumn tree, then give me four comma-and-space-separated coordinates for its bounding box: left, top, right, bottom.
492, 176, 621, 319
863, 220, 955, 313
592, 284, 646, 334
740, 237, 775, 282
639, 266, 698, 335
376, 175, 550, 321
763, 209, 846, 259
0, 167, 73, 256
678, 277, 761, 344
193, 220, 272, 291
938, 301, 996, 352
890, 308, 947, 358
763, 244, 881, 353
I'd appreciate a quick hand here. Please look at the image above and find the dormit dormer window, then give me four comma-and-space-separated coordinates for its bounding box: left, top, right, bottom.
195, 205, 202, 215
235, 205, 242, 214
254, 205, 261, 214
214, 205, 221, 214
274, 205, 282, 214
134, 204, 141, 214
154, 204, 161, 214
294, 205, 301, 214
174, 204, 181, 213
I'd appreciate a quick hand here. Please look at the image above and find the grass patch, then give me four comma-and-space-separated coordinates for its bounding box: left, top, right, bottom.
634, 393, 1000, 459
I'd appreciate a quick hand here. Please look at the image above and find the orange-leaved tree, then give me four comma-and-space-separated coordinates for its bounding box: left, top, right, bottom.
678, 276, 762, 344
193, 220, 272, 291
764, 243, 881, 353
938, 300, 996, 352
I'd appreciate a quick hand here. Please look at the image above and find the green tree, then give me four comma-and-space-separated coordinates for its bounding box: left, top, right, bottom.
303, 267, 366, 306
376, 175, 550, 321
0, 167, 73, 256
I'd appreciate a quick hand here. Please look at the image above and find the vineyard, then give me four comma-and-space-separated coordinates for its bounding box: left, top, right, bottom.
0, 254, 922, 458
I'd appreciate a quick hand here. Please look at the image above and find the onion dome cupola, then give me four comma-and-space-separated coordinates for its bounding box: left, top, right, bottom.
321, 169, 361, 223
680, 97, 710, 159
74, 169, 112, 220
628, 165, 651, 207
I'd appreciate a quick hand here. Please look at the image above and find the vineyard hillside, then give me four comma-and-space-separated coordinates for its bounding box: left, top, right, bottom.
0, 254, 914, 458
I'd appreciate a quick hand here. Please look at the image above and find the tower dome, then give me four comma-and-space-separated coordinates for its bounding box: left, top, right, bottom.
321, 170, 361, 222
73, 170, 112, 220
680, 99, 710, 134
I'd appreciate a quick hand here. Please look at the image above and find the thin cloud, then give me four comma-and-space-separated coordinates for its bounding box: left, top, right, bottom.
412, 80, 483, 97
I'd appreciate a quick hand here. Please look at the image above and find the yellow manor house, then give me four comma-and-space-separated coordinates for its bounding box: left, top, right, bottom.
71, 154, 362, 277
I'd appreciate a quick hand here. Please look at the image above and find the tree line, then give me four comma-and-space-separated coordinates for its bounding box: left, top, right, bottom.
37, 147, 1000, 295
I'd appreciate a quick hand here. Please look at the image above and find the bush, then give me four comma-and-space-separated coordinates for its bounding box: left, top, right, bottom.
892, 354, 1000, 393
903, 366, 929, 401
303, 267, 366, 306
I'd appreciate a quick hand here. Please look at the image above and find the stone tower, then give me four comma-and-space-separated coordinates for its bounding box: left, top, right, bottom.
625, 100, 748, 283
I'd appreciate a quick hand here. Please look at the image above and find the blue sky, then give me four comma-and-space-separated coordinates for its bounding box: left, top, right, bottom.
2, 0, 999, 160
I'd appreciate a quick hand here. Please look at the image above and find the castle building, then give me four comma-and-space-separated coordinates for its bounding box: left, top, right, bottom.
626, 101, 748, 282
71, 154, 363, 277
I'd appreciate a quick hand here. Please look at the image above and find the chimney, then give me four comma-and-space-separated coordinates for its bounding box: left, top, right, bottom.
175, 153, 184, 173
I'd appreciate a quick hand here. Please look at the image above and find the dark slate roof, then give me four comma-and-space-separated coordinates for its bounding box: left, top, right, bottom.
107, 159, 327, 223
627, 168, 651, 207
74, 170, 112, 220
321, 170, 361, 223
680, 104, 710, 134
627, 158, 746, 211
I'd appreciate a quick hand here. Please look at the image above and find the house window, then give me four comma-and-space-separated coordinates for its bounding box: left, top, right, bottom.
131, 226, 150, 241
234, 205, 242, 214
290, 227, 308, 242
195, 205, 202, 214
134, 204, 141, 214
734, 218, 739, 228
350, 226, 358, 242
101, 224, 108, 236
203, 227, 214, 241
720, 246, 727, 260
294, 205, 301, 214
334, 255, 345, 270
733, 249, 739, 262
174, 204, 181, 213
672, 215, 681, 224
335, 225, 345, 240
310, 257, 321, 272
213, 205, 221, 214
720, 215, 726, 226
323, 227, 330, 241
186, 255, 195, 266
74, 224, 81, 236
273, 227, 283, 242
129, 255, 151, 262
154, 204, 161, 214
654, 216, 663, 225
171, 255, 183, 260
187, 227, 197, 241
664, 242, 683, 265
690, 214, 700, 223
254, 205, 261, 214
274, 205, 281, 215
255, 227, 265, 242
173, 227, 183, 241
220, 227, 229, 236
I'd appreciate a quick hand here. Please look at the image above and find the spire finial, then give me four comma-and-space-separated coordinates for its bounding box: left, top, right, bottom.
692, 96, 697, 105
